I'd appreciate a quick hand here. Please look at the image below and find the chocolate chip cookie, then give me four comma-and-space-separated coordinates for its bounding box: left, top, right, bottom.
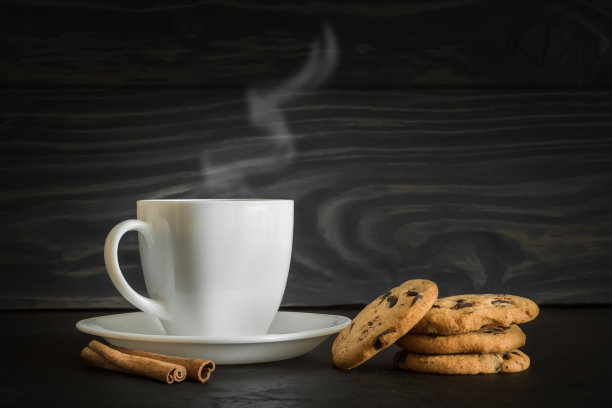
410, 294, 539, 335
393, 349, 530, 374
397, 324, 526, 354
332, 279, 438, 370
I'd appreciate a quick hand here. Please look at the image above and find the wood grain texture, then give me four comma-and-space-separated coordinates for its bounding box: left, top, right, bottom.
2, 0, 612, 86
1, 89, 611, 307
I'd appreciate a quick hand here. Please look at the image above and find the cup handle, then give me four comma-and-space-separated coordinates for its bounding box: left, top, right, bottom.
104, 219, 169, 320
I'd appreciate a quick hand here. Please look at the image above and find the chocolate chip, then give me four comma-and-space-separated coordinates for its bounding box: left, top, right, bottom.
503, 353, 511, 360
374, 330, 395, 350
452, 301, 473, 309
455, 299, 466, 303
512, 351, 521, 356
492, 299, 513, 305
431, 304, 441, 308
387, 295, 398, 308
406, 290, 418, 297
410, 294, 423, 306
379, 291, 392, 305
368, 321, 373, 326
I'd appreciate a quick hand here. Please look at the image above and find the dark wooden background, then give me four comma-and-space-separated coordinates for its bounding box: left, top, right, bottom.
2, 0, 612, 308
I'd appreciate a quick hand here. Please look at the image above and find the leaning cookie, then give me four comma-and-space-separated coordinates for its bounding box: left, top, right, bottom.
332, 279, 438, 370
410, 294, 539, 335
396, 324, 526, 354
393, 349, 530, 374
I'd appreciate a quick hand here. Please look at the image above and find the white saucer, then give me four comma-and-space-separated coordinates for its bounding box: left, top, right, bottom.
76, 311, 351, 365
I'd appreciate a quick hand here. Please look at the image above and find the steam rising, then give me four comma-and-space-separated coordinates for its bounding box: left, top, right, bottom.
200, 25, 338, 196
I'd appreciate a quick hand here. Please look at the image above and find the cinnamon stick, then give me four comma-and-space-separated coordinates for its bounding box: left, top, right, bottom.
82, 340, 186, 384
81, 347, 128, 373
109, 344, 216, 383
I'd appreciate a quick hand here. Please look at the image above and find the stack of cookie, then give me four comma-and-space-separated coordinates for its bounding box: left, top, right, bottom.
393, 294, 539, 374
331, 280, 539, 375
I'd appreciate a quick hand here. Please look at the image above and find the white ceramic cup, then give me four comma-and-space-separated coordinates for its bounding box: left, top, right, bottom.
104, 199, 293, 336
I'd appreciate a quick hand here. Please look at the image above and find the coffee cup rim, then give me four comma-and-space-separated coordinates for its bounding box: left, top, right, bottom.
137, 199, 293, 204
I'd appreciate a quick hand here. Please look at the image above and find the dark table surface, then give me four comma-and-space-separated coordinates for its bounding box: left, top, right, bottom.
1, 307, 610, 407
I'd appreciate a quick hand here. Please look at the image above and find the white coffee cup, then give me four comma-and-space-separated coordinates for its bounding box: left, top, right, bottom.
104, 199, 293, 336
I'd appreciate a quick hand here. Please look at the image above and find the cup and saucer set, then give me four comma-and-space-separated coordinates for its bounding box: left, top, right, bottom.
76, 199, 350, 365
